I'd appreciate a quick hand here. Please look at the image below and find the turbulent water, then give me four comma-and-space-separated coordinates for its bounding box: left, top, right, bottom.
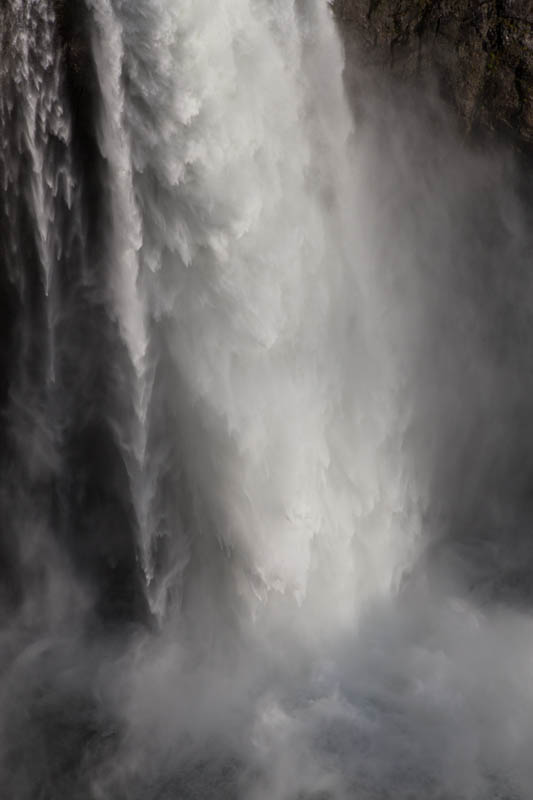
1, 1, 533, 798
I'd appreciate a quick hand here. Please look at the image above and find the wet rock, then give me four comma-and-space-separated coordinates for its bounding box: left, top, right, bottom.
333, 0, 533, 152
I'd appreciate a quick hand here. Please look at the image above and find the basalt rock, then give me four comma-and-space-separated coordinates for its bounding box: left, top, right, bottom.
333, 0, 533, 152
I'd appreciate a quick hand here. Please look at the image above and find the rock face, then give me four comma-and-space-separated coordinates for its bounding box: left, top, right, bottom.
333, 0, 533, 151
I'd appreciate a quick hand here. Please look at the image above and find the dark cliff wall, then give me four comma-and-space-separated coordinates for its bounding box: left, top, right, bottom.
333, 0, 533, 151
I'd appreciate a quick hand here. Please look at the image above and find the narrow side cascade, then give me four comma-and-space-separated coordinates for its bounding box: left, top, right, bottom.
89, 0, 154, 598
0, 0, 74, 382
0, 0, 82, 623
0, 0, 147, 627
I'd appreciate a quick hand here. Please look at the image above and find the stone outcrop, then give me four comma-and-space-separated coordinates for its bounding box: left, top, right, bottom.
333, 0, 533, 151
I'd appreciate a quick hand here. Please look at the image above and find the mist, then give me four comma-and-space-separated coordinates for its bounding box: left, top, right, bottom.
1, 1, 533, 798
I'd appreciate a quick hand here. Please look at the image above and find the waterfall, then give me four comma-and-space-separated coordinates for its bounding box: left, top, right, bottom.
87, 0, 419, 626
2, 1, 533, 799
0, 0, 85, 627
0, 0, 73, 380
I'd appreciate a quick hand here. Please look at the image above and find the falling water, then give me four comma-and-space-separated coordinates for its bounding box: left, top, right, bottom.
0, 0, 75, 380
2, 1, 533, 798
93, 0, 419, 625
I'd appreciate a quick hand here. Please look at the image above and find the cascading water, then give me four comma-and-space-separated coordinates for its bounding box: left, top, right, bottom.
96, 0, 418, 626
0, 0, 83, 625
2, 1, 533, 799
